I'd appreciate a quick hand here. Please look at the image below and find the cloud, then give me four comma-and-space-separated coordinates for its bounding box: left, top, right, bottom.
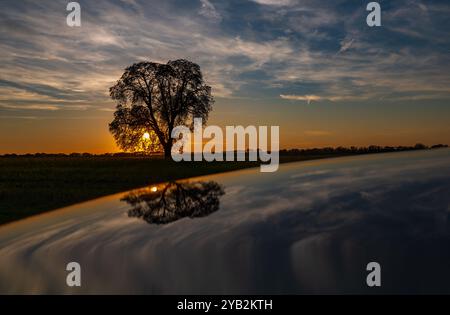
338, 38, 354, 54
199, 0, 222, 22
280, 93, 374, 103
280, 94, 322, 104
250, 0, 295, 6
0, 104, 60, 111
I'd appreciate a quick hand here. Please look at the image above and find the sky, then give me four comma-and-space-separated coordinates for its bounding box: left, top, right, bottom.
0, 0, 449, 153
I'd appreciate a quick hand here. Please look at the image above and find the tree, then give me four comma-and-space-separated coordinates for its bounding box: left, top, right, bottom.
109, 59, 214, 158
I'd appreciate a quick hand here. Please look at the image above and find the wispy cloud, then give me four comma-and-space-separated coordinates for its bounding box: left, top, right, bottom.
250, 0, 295, 6
280, 94, 322, 104
280, 94, 368, 103
199, 0, 222, 22
338, 38, 354, 54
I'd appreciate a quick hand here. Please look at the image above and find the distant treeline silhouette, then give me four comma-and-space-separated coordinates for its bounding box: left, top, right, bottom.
279, 143, 448, 156
1, 143, 447, 158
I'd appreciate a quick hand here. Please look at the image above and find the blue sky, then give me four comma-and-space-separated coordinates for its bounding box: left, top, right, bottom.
0, 0, 449, 152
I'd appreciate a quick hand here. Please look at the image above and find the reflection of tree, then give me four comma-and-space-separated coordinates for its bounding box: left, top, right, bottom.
122, 181, 225, 224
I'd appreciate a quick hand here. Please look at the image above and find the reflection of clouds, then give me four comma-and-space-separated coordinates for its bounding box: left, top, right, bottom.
290, 169, 332, 179
0, 150, 450, 293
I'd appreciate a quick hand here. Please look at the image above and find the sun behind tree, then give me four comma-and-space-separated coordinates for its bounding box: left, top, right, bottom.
109, 59, 214, 157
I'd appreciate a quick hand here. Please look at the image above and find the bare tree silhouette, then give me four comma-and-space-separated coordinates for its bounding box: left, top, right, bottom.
109, 59, 214, 157
122, 181, 224, 224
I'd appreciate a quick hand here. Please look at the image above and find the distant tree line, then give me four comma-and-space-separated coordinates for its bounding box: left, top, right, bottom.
1, 143, 447, 158
279, 143, 448, 156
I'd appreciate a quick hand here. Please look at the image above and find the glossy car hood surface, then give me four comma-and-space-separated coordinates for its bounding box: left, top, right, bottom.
1, 149, 450, 294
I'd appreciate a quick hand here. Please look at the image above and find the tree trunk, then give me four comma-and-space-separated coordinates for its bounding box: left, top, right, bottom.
164, 144, 172, 160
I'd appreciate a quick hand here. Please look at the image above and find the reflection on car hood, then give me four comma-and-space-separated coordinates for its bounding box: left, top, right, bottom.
1, 149, 450, 294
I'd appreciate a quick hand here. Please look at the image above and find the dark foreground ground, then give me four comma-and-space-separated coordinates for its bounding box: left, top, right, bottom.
0, 146, 442, 225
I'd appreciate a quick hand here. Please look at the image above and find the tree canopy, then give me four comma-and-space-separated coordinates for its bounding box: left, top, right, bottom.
109, 59, 214, 157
